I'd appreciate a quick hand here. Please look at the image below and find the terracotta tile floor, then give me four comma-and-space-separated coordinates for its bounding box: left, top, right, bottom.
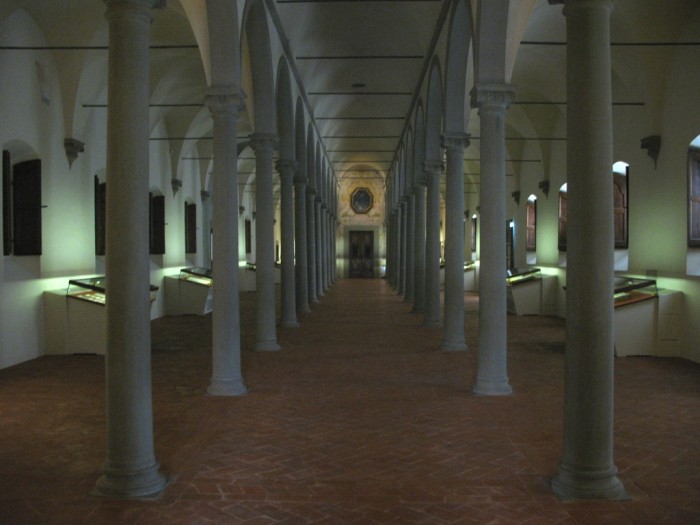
1, 279, 699, 524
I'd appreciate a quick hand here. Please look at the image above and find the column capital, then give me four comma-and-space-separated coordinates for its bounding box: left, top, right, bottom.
441, 132, 470, 152
104, 0, 165, 18
275, 159, 297, 179
204, 87, 246, 117
250, 133, 278, 153
471, 84, 515, 111
549, 0, 614, 13
423, 160, 444, 178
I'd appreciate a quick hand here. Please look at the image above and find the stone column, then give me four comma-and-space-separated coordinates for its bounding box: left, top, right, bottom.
306, 189, 318, 303
423, 162, 443, 327
551, 0, 626, 500
399, 198, 408, 296
472, 85, 514, 395
315, 197, 324, 297
413, 183, 427, 313
96, 0, 167, 498
404, 192, 416, 303
205, 89, 247, 396
394, 205, 403, 292
277, 159, 299, 328
321, 203, 329, 292
251, 134, 280, 351
294, 163, 310, 313
441, 133, 469, 352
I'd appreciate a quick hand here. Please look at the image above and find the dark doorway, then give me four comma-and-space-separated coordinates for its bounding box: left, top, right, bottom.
349, 230, 374, 278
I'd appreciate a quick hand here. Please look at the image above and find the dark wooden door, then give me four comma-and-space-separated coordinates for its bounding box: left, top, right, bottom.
349, 230, 374, 278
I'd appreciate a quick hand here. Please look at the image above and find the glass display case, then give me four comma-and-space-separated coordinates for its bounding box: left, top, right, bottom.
506, 267, 541, 286
614, 275, 657, 307
67, 276, 159, 305
179, 267, 212, 287
67, 277, 106, 304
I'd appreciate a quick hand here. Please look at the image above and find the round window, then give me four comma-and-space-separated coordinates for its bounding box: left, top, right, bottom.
351, 187, 373, 214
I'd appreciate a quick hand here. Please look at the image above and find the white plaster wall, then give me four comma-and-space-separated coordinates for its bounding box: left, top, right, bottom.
0, 11, 67, 368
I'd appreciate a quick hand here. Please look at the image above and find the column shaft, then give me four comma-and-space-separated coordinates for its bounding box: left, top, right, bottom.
552, 0, 626, 500
315, 198, 324, 296
206, 90, 247, 396
441, 134, 469, 352
472, 85, 514, 395
252, 134, 280, 351
306, 191, 318, 303
423, 163, 442, 327
399, 200, 408, 296
404, 193, 416, 303
294, 177, 310, 313
413, 184, 427, 313
277, 160, 299, 327
96, 0, 167, 498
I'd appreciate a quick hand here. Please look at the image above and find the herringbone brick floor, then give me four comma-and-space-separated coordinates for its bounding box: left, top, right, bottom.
0, 278, 698, 524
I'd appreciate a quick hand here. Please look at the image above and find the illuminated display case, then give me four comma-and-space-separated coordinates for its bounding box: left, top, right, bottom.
613, 276, 657, 307
67, 276, 159, 304
506, 267, 541, 286
506, 267, 542, 315
179, 267, 212, 287
165, 267, 213, 315
67, 276, 106, 305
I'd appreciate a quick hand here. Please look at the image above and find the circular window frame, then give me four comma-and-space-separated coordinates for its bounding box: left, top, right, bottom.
350, 187, 374, 214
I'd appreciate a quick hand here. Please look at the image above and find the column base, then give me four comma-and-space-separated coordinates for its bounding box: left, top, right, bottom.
94, 462, 168, 499
472, 377, 513, 396
207, 377, 248, 396
281, 319, 300, 328
440, 339, 467, 352
256, 340, 281, 351
551, 463, 628, 501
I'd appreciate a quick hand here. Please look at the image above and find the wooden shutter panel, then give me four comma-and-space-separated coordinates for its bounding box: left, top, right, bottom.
95, 177, 106, 255
3, 151, 10, 255
13, 159, 42, 256
185, 202, 196, 254
150, 193, 165, 255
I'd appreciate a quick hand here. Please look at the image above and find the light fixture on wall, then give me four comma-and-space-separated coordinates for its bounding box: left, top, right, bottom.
239, 206, 245, 216
171, 178, 182, 194
200, 190, 210, 201
538, 179, 550, 197
511, 191, 521, 205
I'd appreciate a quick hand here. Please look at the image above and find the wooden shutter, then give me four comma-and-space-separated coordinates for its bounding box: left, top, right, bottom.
558, 191, 567, 252
149, 193, 165, 255
94, 177, 106, 255
3, 151, 10, 255
12, 159, 42, 255
185, 202, 197, 254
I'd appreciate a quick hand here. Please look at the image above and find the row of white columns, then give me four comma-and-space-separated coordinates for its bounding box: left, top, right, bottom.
386, 0, 624, 501
97, 0, 622, 502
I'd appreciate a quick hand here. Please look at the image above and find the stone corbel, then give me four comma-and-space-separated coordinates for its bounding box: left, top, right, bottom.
538, 179, 550, 197
171, 178, 182, 194
64, 138, 84, 169
200, 190, 210, 202
511, 191, 521, 205
641, 135, 661, 168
